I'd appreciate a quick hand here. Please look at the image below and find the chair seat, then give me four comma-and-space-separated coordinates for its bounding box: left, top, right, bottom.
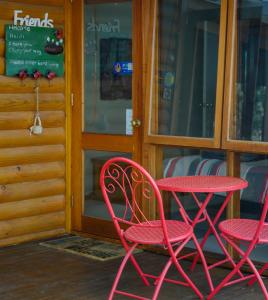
219, 219, 268, 243
124, 220, 193, 245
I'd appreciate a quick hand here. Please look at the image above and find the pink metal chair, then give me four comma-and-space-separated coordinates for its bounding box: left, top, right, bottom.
100, 157, 205, 299
208, 193, 268, 299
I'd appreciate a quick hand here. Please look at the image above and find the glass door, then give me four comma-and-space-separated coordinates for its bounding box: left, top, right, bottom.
71, 0, 142, 237
143, 0, 230, 255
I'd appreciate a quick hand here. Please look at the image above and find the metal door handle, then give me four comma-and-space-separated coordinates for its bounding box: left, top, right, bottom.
131, 119, 141, 127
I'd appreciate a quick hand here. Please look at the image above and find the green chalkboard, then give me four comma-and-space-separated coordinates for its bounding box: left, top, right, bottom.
5, 25, 64, 77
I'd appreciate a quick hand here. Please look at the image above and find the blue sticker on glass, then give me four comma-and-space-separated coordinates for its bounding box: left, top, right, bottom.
113, 62, 132, 75
164, 72, 175, 87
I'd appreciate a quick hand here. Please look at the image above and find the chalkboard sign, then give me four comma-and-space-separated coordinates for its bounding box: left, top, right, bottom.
5, 25, 64, 77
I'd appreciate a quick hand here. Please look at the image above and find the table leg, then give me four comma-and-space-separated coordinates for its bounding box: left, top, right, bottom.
190, 192, 243, 278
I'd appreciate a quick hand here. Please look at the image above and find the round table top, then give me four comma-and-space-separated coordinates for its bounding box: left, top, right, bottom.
156, 176, 248, 193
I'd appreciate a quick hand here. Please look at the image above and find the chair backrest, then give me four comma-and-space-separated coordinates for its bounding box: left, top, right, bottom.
253, 192, 268, 242
100, 157, 167, 238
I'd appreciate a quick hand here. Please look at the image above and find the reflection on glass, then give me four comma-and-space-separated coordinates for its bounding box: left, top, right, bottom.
156, 0, 220, 137
83, 150, 131, 219
239, 153, 268, 262
233, 1, 268, 141
162, 147, 226, 254
84, 1, 132, 134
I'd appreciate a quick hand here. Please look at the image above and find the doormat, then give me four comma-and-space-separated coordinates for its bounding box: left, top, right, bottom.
40, 235, 142, 262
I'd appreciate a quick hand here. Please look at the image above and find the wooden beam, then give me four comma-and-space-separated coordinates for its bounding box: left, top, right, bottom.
0, 211, 65, 239
0, 127, 65, 148
0, 178, 65, 203
0, 161, 65, 184
0, 195, 65, 221
0, 228, 65, 248
0, 93, 65, 111
0, 144, 65, 167
0, 111, 65, 129
0, 76, 65, 93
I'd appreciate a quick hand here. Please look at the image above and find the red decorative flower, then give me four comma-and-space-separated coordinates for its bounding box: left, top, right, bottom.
55, 29, 63, 40
46, 71, 56, 80
18, 69, 28, 80
32, 70, 42, 80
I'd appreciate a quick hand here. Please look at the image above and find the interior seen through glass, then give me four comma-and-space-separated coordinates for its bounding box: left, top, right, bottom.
84, 1, 132, 135
233, 1, 268, 142
83, 150, 131, 219
162, 147, 268, 261
157, 0, 220, 138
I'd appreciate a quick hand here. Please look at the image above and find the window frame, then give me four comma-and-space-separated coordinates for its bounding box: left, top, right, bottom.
143, 0, 228, 149
222, 0, 268, 154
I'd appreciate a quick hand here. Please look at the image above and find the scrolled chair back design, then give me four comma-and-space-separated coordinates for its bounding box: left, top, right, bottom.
101, 158, 157, 226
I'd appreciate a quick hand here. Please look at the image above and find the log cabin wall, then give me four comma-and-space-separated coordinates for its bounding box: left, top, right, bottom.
0, 0, 68, 246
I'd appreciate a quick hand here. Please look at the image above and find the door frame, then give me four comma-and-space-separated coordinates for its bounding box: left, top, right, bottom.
71, 0, 143, 235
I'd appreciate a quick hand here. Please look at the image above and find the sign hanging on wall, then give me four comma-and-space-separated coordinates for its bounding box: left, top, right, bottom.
13, 10, 54, 28
5, 25, 64, 77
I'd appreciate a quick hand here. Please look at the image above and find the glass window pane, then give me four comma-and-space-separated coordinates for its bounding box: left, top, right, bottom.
154, 0, 221, 138
239, 153, 268, 262
232, 1, 268, 142
84, 1, 132, 135
162, 147, 226, 254
84, 150, 131, 219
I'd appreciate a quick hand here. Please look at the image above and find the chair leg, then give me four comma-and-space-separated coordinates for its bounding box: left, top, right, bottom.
151, 255, 174, 300
152, 237, 203, 300
172, 256, 203, 299
152, 244, 204, 300
192, 235, 214, 292
226, 238, 268, 299
121, 238, 150, 287
108, 243, 138, 300
191, 212, 243, 279
129, 253, 150, 286
244, 257, 268, 299
207, 262, 243, 300
248, 262, 268, 286
208, 237, 268, 300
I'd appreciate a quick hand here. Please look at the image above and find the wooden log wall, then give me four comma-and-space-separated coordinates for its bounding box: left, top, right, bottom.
0, 0, 67, 246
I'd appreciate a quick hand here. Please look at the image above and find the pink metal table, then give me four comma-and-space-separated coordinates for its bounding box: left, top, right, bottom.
156, 175, 248, 292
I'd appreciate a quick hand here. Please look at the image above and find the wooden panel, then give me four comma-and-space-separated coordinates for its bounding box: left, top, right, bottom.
0, 178, 65, 203
0, 144, 65, 167
71, 0, 83, 231
0, 38, 4, 56
0, 57, 4, 75
0, 111, 65, 129
213, 0, 228, 148
82, 133, 134, 152
144, 134, 215, 148
9, 0, 64, 6
0, 76, 65, 93
0, 228, 65, 247
0, 211, 65, 239
0, 20, 12, 38
0, 161, 65, 184
0, 93, 65, 111
64, 0, 72, 232
143, 0, 157, 139
0, 0, 68, 246
226, 151, 240, 258
0, 2, 64, 24
0, 127, 65, 147
0, 195, 65, 221
223, 139, 268, 154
